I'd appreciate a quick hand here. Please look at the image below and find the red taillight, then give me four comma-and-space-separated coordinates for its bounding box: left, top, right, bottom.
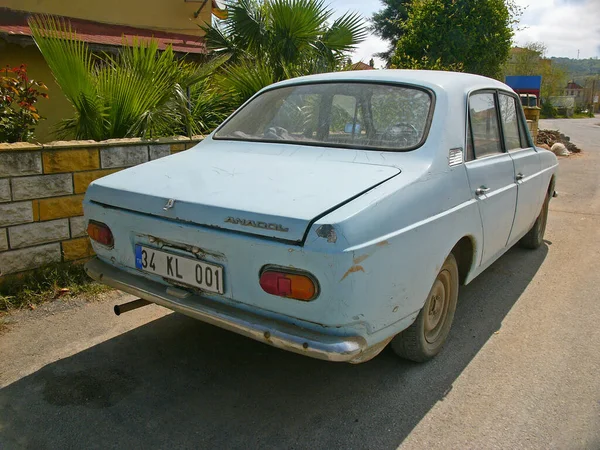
259, 269, 318, 301
87, 220, 114, 247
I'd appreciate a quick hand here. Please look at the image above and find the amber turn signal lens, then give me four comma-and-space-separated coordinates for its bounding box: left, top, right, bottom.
87, 220, 114, 247
259, 269, 318, 301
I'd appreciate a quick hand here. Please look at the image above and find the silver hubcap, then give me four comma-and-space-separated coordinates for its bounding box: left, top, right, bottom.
424, 270, 451, 344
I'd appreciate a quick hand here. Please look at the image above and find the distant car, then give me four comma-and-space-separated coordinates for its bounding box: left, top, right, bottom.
84, 70, 558, 363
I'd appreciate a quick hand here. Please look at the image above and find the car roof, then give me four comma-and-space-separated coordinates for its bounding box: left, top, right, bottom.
265, 69, 513, 96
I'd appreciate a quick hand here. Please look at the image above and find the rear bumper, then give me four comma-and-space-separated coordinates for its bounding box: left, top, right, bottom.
85, 257, 368, 363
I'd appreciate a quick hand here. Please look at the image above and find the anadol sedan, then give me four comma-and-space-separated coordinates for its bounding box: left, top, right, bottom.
84, 70, 557, 363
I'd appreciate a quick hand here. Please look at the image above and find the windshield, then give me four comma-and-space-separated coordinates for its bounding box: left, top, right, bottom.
214, 82, 433, 151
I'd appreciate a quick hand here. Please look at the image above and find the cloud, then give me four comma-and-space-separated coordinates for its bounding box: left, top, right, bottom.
352, 33, 388, 68
514, 0, 600, 58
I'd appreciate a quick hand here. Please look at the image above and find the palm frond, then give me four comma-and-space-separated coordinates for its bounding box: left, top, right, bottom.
28, 15, 104, 139
224, 0, 268, 56
322, 12, 367, 52
218, 58, 275, 103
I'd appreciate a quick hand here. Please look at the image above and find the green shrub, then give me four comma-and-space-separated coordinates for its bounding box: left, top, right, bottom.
540, 101, 557, 119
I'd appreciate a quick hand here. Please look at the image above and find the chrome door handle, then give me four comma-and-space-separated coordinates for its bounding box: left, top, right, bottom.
516, 173, 524, 181
475, 186, 490, 196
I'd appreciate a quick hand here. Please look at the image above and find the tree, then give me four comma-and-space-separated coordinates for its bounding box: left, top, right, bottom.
504, 42, 547, 76
370, 0, 411, 64
392, 0, 517, 78
203, 0, 366, 103
503, 42, 568, 100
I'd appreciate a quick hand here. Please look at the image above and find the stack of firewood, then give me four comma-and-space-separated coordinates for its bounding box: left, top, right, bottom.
536, 129, 581, 153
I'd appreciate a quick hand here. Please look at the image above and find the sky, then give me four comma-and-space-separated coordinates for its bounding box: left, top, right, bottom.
329, 0, 600, 67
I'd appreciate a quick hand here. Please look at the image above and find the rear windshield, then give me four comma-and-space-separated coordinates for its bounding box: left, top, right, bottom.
214, 82, 434, 151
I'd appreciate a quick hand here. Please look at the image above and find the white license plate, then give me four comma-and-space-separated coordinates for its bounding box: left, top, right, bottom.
135, 245, 224, 294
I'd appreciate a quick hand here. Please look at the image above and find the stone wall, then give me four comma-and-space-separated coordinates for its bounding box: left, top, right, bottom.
0, 136, 202, 277
524, 107, 541, 143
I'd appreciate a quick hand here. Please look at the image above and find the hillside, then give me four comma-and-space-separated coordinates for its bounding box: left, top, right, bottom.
551, 57, 600, 78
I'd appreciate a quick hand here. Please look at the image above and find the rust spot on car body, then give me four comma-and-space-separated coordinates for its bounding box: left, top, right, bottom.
340, 265, 365, 281
376, 240, 390, 247
353, 254, 369, 265
316, 224, 337, 243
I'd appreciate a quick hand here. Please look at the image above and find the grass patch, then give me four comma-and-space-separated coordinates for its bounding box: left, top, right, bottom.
0, 262, 111, 312
572, 113, 594, 119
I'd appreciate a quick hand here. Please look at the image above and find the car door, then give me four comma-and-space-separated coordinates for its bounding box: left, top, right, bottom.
464, 91, 518, 266
498, 93, 543, 245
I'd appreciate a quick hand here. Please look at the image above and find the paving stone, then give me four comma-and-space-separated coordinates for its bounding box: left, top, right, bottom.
43, 149, 100, 173
149, 144, 171, 160
170, 143, 186, 153
100, 145, 149, 168
37, 195, 85, 221
62, 237, 94, 261
0, 201, 33, 227
73, 169, 120, 194
0, 243, 61, 275
0, 228, 7, 251
8, 219, 70, 249
0, 179, 10, 202
11, 174, 73, 200
69, 216, 88, 238
0, 152, 42, 177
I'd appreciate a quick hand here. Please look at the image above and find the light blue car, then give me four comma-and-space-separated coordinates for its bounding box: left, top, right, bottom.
84, 70, 558, 363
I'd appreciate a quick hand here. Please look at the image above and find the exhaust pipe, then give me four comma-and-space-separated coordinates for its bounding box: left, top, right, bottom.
114, 298, 151, 316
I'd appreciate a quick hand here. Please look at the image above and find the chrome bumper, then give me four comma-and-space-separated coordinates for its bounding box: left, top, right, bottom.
85, 258, 367, 363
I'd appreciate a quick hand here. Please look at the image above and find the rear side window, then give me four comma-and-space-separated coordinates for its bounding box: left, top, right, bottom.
499, 94, 526, 150
469, 92, 502, 158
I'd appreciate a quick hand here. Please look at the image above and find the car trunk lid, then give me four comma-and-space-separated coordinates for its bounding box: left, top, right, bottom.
86, 144, 400, 243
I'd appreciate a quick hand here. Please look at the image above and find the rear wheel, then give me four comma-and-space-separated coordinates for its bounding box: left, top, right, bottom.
391, 253, 459, 362
520, 192, 550, 249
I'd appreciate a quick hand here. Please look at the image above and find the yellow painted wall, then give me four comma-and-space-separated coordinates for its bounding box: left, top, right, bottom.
1, 0, 211, 36
1, 40, 74, 143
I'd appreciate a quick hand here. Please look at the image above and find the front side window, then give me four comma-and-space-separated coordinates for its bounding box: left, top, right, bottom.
214, 83, 433, 151
469, 92, 502, 158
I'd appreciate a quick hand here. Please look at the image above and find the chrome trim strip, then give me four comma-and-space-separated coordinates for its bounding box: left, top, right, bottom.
85, 258, 366, 362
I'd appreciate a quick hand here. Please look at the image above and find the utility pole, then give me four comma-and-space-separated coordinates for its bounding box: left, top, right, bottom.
592, 77, 597, 113
577, 49, 580, 59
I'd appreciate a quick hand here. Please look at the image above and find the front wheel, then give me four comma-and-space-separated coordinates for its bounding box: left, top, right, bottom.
391, 253, 459, 362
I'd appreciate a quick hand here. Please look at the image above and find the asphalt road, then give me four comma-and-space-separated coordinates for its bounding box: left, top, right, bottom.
1, 118, 599, 449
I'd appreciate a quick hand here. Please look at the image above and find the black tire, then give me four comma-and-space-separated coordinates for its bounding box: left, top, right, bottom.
519, 192, 550, 250
391, 253, 459, 362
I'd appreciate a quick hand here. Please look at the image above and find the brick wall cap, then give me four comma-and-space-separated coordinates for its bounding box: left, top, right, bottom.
0, 142, 43, 152
41, 140, 99, 149
1, 136, 204, 152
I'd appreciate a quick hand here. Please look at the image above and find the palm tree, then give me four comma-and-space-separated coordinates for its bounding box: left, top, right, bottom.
28, 16, 228, 140
203, 0, 367, 102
